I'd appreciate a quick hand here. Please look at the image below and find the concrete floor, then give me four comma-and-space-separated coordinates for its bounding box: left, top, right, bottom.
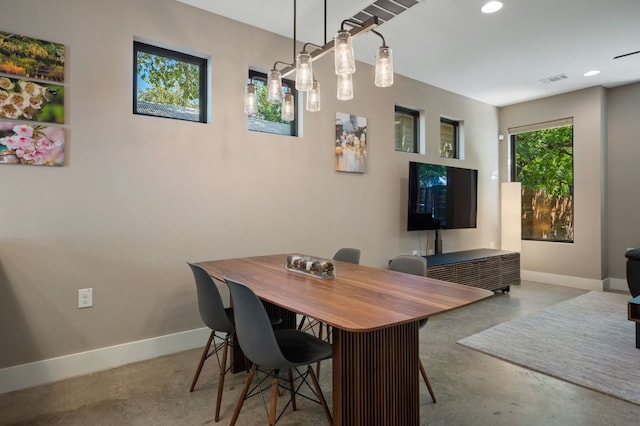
1, 281, 639, 425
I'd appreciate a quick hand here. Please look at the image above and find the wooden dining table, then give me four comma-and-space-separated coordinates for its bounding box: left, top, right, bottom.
196, 254, 493, 426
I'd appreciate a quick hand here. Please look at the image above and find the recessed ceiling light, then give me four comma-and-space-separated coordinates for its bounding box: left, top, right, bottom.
584, 70, 600, 77
481, 1, 503, 14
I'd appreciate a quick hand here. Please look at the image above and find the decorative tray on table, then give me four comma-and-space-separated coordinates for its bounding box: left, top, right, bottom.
286, 254, 335, 279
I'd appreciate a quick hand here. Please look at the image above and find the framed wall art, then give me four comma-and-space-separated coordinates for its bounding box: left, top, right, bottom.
0, 121, 65, 166
335, 112, 367, 173
0, 77, 64, 123
0, 31, 67, 167
0, 31, 65, 82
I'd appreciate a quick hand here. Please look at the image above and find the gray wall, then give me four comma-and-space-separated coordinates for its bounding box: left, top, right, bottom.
607, 82, 640, 279
498, 82, 640, 286
0, 0, 499, 369
498, 87, 607, 282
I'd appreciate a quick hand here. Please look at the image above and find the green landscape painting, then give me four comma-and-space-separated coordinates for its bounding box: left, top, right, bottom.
0, 31, 65, 83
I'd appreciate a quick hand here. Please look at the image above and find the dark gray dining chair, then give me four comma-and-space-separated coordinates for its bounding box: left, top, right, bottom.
298, 247, 361, 341
332, 247, 361, 264
187, 262, 236, 422
388, 255, 437, 403
225, 277, 333, 425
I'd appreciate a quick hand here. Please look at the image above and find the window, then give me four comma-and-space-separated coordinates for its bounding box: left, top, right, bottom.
246, 70, 298, 137
510, 118, 574, 243
394, 106, 419, 153
440, 118, 459, 158
133, 41, 207, 123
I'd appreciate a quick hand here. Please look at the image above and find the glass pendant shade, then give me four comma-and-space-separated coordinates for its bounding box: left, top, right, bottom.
281, 90, 295, 122
306, 80, 321, 112
336, 72, 353, 101
295, 52, 313, 91
375, 46, 394, 88
334, 30, 356, 75
243, 83, 258, 115
267, 69, 283, 104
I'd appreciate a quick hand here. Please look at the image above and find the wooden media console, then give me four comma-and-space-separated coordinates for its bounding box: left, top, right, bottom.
425, 249, 520, 292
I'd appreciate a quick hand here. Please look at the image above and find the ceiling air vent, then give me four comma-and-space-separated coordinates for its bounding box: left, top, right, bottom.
540, 74, 568, 84
349, 0, 420, 26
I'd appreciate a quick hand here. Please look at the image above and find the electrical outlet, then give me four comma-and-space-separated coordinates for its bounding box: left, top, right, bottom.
412, 250, 418, 256
78, 288, 93, 308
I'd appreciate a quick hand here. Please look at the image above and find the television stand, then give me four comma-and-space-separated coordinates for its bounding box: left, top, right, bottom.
425, 249, 520, 293
434, 229, 442, 255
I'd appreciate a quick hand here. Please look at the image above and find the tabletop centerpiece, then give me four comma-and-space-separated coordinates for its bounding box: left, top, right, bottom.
286, 254, 335, 279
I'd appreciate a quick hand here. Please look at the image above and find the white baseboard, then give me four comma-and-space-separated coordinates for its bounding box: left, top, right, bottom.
0, 274, 630, 396
0, 327, 210, 394
521, 270, 605, 291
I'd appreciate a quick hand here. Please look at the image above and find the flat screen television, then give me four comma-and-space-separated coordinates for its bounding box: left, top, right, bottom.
407, 161, 478, 231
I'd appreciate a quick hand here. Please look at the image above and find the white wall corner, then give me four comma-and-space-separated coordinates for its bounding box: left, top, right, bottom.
0, 327, 210, 394
604, 277, 630, 293
500, 182, 521, 252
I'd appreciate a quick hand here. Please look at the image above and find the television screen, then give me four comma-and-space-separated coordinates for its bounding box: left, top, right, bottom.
407, 161, 478, 231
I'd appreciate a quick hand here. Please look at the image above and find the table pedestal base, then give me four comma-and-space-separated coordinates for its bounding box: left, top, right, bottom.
332, 321, 420, 426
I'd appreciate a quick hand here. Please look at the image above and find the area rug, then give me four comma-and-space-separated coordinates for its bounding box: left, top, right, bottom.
458, 291, 640, 405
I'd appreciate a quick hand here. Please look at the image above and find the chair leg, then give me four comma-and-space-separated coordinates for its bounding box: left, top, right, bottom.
308, 365, 333, 425
297, 315, 306, 330
230, 364, 256, 426
325, 324, 332, 343
190, 330, 214, 392
287, 368, 297, 411
419, 359, 437, 403
269, 372, 279, 426
214, 336, 229, 422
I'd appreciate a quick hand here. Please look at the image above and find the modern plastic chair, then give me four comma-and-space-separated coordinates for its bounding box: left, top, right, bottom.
187, 262, 236, 422
332, 247, 361, 264
388, 255, 437, 403
225, 277, 333, 426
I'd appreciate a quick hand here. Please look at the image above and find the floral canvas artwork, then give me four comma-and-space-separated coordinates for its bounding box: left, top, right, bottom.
0, 77, 64, 123
0, 121, 64, 166
335, 112, 367, 173
0, 31, 65, 82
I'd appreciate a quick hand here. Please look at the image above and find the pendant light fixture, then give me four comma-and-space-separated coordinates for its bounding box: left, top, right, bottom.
334, 30, 356, 76
336, 72, 353, 101
295, 51, 313, 91
267, 69, 283, 104
374, 32, 393, 88
243, 83, 258, 115
306, 79, 321, 112
243, 0, 400, 116
281, 89, 295, 121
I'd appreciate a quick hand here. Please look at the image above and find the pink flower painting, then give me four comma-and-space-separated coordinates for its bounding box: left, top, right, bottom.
0, 121, 64, 166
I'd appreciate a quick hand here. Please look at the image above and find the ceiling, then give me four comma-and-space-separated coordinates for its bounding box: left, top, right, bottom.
177, 0, 640, 107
